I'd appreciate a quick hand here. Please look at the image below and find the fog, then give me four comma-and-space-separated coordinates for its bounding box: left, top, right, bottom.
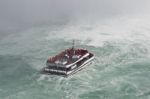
0, 0, 150, 36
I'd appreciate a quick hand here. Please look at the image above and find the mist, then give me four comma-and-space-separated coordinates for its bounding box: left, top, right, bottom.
1, 1, 150, 98
0, 0, 150, 37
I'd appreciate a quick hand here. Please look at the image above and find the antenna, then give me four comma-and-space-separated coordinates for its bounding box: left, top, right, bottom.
72, 40, 75, 55
72, 40, 75, 49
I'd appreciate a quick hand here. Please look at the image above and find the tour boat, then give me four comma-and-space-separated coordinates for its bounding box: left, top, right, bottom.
41, 41, 94, 77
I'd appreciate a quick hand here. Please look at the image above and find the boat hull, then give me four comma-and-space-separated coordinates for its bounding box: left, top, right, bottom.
41, 56, 94, 77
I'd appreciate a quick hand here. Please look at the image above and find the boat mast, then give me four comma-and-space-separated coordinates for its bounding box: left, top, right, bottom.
72, 40, 75, 49
72, 40, 75, 55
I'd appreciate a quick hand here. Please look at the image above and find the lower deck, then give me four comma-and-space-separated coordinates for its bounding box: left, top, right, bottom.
41, 54, 94, 77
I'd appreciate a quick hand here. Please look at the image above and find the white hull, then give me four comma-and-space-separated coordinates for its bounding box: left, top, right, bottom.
66, 56, 94, 76
42, 56, 94, 77
42, 48, 94, 77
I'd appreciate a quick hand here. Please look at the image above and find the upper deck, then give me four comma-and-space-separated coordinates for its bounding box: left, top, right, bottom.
46, 48, 89, 66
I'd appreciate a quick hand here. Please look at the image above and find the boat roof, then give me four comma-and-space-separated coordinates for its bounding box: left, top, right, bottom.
47, 48, 88, 65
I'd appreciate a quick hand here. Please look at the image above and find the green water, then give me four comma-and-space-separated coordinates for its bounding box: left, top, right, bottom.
0, 20, 150, 99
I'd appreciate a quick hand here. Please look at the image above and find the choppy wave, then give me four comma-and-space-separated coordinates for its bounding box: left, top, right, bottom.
0, 16, 150, 99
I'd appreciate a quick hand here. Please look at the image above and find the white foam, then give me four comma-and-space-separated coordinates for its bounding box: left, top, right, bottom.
47, 15, 150, 47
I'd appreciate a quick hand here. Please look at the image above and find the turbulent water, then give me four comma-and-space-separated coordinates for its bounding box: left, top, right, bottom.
0, 16, 150, 99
